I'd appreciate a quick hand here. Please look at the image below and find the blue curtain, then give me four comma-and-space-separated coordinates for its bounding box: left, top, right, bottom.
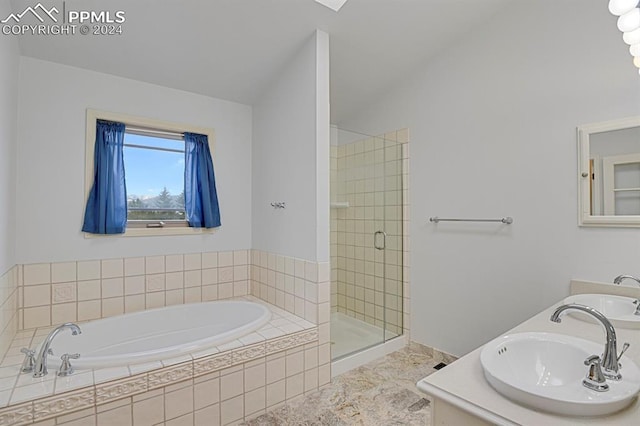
81, 120, 127, 234
184, 132, 221, 228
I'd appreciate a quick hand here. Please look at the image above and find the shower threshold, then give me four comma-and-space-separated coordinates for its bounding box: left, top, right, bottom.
330, 312, 399, 360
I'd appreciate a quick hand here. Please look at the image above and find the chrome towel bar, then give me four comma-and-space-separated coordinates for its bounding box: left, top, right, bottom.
429, 217, 513, 224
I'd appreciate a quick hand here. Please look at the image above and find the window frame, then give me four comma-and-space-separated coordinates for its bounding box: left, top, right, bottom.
84, 109, 216, 238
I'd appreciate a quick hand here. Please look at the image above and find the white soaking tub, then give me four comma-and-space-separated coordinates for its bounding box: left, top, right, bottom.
44, 300, 271, 369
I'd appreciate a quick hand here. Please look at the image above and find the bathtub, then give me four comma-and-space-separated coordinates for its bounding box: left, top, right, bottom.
44, 300, 271, 369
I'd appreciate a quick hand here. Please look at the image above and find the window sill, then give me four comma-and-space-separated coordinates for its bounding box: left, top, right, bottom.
84, 227, 215, 238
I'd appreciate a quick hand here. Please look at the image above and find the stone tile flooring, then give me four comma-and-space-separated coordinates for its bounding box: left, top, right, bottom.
245, 342, 454, 425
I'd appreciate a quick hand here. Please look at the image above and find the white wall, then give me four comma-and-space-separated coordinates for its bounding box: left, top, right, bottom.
0, 0, 19, 274
252, 30, 330, 262
16, 58, 253, 264
340, 0, 640, 356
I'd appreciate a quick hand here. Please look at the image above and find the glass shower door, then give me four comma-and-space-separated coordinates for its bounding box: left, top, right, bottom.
330, 129, 404, 360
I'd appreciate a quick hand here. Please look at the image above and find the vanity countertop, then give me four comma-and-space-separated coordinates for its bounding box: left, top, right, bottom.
417, 293, 640, 425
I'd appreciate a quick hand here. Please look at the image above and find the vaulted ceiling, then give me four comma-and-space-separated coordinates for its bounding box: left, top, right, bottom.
12, 0, 511, 123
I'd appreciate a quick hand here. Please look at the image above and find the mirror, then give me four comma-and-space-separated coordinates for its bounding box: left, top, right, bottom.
578, 116, 640, 227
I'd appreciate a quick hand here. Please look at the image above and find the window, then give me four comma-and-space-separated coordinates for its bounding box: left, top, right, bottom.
84, 109, 217, 237
123, 130, 186, 227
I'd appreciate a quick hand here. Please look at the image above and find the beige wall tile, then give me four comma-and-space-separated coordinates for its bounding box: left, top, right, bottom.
166, 413, 194, 426
101, 259, 123, 279
96, 405, 131, 426
195, 403, 220, 426
266, 357, 285, 384
23, 284, 51, 307
78, 300, 101, 321
165, 272, 184, 290
124, 257, 145, 277
165, 255, 184, 273
184, 253, 201, 271
220, 395, 243, 425
124, 276, 145, 295
194, 376, 219, 410
52, 262, 77, 283
77, 261, 100, 281
202, 252, 218, 269
101, 278, 123, 298
165, 386, 193, 420
244, 387, 265, 417
286, 373, 304, 399
265, 380, 285, 408
23, 305, 50, 328
220, 370, 243, 401
133, 393, 164, 425
24, 263, 50, 285
52, 302, 77, 324
244, 364, 265, 392
145, 256, 164, 274
77, 280, 101, 301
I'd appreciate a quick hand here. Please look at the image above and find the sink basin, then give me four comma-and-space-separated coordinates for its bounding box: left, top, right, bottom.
480, 332, 640, 416
563, 294, 640, 329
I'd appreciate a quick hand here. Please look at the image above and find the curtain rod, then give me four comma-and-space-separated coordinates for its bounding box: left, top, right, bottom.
126, 125, 184, 140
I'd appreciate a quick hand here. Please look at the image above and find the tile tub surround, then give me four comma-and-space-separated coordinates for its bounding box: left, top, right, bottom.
249, 250, 331, 350
17, 250, 251, 332
0, 267, 18, 365
245, 342, 456, 425
330, 129, 410, 337
0, 297, 327, 425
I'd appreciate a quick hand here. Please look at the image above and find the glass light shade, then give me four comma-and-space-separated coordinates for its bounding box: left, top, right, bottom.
634, 56, 640, 67
624, 27, 640, 44
618, 8, 640, 32
631, 43, 640, 56
609, 0, 639, 16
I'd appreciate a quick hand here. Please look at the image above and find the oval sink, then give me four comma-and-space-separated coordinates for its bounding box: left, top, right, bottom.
563, 294, 640, 329
480, 332, 640, 416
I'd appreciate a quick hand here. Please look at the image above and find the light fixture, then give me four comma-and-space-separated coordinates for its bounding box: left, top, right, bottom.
624, 27, 640, 44
609, 1, 640, 74
617, 8, 640, 32
314, 0, 349, 12
609, 0, 639, 16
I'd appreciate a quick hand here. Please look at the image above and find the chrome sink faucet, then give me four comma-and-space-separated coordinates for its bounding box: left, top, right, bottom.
33, 323, 81, 378
613, 274, 640, 286
613, 275, 640, 315
550, 304, 625, 381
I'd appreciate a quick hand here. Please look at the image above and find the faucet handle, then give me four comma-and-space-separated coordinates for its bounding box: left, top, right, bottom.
19, 348, 36, 373
617, 342, 630, 363
583, 355, 609, 392
57, 353, 80, 377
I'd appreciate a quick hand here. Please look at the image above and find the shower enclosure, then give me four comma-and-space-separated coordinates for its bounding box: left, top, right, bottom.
330, 127, 405, 361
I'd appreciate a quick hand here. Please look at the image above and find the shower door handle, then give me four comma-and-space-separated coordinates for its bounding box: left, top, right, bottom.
374, 231, 387, 250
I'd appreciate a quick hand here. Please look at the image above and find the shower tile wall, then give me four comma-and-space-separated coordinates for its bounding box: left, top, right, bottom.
330, 130, 409, 336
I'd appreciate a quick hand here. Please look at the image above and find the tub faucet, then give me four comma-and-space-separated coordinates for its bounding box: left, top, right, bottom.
33, 323, 81, 378
613, 274, 640, 286
613, 275, 640, 315
550, 303, 625, 381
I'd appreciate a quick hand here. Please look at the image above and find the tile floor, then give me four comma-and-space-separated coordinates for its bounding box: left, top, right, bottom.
244, 342, 452, 425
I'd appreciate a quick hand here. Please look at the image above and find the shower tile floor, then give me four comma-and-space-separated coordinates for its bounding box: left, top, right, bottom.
330, 312, 398, 359
244, 342, 454, 426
